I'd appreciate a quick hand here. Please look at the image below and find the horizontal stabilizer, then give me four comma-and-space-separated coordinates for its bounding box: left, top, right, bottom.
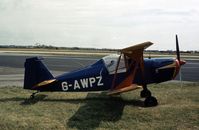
33, 79, 56, 88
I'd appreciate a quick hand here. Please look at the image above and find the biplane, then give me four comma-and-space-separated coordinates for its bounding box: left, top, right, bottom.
24, 35, 185, 107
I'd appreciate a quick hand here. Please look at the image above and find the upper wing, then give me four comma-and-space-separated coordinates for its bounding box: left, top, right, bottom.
121, 41, 153, 59
121, 41, 153, 53
107, 41, 154, 95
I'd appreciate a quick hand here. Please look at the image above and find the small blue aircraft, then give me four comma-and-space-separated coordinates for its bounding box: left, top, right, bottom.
24, 35, 185, 107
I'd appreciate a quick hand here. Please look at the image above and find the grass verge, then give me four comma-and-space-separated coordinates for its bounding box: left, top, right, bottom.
0, 83, 198, 130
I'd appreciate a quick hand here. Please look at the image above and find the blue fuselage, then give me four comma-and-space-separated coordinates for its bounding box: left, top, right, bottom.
37, 58, 176, 92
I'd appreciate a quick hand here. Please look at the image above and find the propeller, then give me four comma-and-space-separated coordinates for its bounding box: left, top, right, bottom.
156, 35, 186, 84
175, 34, 186, 87
156, 35, 185, 70
176, 35, 186, 66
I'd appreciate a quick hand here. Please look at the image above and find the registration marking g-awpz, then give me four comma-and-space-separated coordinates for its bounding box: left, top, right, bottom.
61, 76, 104, 91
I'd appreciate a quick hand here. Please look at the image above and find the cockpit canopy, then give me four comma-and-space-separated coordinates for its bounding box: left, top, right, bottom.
102, 54, 127, 74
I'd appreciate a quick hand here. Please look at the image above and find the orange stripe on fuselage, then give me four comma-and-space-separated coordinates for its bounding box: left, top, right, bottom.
113, 63, 138, 91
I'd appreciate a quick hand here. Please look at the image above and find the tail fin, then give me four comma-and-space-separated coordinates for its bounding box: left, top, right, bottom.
24, 57, 54, 89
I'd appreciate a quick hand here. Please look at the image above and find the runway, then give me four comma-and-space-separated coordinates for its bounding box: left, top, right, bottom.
0, 53, 198, 86
0, 54, 96, 71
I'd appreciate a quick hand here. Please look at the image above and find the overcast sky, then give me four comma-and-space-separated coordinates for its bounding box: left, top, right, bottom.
0, 0, 199, 50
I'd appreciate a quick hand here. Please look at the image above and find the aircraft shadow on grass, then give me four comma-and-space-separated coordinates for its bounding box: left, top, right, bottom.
67, 92, 143, 130
0, 92, 143, 130
0, 94, 48, 105
0, 92, 143, 106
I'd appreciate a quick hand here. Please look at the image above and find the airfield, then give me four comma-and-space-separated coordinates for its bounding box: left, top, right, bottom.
0, 50, 199, 129
0, 51, 198, 87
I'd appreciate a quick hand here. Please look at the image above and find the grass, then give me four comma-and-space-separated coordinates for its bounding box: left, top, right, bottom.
0, 83, 198, 130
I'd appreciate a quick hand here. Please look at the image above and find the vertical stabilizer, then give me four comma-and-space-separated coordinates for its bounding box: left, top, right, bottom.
24, 57, 54, 89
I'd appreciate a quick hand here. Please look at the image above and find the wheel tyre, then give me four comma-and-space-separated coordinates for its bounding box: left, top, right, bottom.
140, 89, 151, 98
144, 96, 158, 107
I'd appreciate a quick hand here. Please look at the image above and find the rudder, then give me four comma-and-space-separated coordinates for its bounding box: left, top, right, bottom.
24, 57, 54, 89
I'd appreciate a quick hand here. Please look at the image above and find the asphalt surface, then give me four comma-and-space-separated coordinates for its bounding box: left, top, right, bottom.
0, 54, 96, 71
0, 53, 198, 82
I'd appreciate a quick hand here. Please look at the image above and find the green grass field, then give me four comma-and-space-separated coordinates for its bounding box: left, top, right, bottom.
0, 83, 198, 130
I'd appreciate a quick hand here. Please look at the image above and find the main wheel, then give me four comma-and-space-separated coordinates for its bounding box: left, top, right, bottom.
144, 96, 158, 107
140, 89, 151, 98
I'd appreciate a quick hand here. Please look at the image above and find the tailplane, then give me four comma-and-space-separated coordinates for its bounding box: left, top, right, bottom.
24, 57, 54, 89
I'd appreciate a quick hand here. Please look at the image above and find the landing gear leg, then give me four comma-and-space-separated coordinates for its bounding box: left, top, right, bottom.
140, 84, 151, 98
140, 84, 158, 107
30, 91, 39, 99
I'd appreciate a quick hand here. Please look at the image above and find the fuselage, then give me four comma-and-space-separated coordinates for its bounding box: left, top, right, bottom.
37, 55, 178, 92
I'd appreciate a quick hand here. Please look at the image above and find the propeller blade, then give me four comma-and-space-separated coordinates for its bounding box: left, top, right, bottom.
176, 34, 180, 61
176, 35, 184, 86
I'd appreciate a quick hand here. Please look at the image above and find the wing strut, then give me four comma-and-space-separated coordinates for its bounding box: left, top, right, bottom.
108, 42, 153, 95
111, 53, 122, 90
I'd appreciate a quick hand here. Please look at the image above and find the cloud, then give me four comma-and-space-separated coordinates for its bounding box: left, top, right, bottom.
0, 0, 199, 50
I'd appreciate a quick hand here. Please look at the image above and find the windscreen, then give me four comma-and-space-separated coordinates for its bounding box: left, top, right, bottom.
102, 54, 127, 74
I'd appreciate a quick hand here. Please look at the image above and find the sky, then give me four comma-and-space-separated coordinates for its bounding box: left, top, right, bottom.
0, 0, 199, 51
